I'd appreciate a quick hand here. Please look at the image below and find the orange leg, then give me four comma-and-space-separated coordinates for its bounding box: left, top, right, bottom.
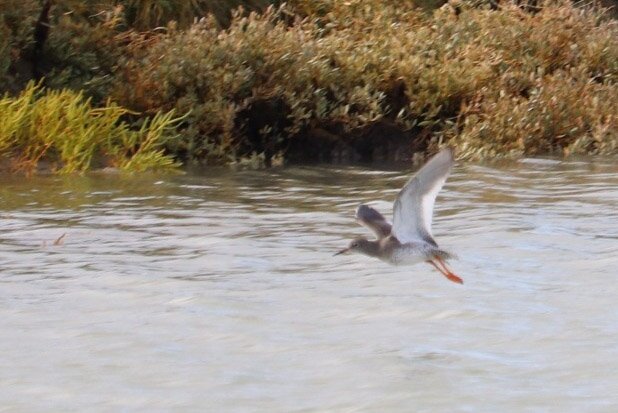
427, 257, 463, 284
435, 256, 464, 284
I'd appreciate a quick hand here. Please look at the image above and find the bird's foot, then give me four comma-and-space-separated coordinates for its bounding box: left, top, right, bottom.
427, 258, 464, 284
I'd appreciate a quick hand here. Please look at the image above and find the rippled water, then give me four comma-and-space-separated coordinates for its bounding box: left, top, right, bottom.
1, 157, 617, 412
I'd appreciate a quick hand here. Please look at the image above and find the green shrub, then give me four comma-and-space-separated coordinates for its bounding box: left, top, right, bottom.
1, 0, 276, 97
450, 71, 618, 158
0, 0, 39, 92
114, 7, 389, 163
124, 0, 277, 29
113, 0, 617, 163
438, 1, 618, 158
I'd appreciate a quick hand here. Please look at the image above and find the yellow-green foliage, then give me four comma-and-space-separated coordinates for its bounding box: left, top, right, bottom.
0, 82, 180, 174
114, 0, 617, 162
107, 110, 183, 172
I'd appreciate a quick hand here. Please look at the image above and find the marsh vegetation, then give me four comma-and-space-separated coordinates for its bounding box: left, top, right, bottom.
1, 0, 616, 173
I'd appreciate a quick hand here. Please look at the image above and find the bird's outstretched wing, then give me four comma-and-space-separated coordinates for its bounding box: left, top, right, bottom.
392, 148, 454, 245
355, 204, 392, 239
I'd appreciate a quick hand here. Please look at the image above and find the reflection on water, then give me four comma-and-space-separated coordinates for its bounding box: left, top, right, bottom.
1, 157, 617, 412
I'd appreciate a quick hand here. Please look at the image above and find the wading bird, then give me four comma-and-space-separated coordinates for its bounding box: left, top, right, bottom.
335, 148, 462, 284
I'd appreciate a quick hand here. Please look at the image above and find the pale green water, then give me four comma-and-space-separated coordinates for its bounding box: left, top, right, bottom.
1, 157, 617, 412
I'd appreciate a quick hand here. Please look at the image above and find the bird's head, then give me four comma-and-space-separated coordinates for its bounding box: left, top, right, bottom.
334, 237, 373, 256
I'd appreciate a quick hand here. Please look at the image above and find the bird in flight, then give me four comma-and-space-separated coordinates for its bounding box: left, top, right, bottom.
335, 148, 462, 284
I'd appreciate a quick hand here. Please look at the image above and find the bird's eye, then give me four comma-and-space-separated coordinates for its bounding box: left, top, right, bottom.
352, 242, 358, 247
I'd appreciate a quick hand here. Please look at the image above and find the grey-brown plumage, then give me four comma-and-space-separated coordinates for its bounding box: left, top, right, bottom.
355, 204, 391, 239
335, 148, 463, 284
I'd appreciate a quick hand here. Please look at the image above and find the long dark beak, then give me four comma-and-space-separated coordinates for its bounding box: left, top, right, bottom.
334, 248, 350, 256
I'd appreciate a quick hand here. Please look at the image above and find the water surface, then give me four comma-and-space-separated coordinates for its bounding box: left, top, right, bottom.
1, 157, 617, 412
